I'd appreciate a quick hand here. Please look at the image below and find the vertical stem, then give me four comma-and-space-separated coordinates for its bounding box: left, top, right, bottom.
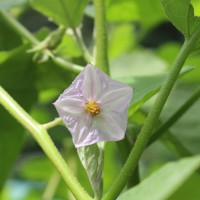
102, 26, 200, 200
93, 0, 109, 74
0, 86, 92, 200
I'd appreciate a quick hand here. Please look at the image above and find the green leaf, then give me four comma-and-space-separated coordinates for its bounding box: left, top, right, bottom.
112, 51, 193, 116
135, 0, 166, 30
0, 0, 27, 10
191, 0, 200, 16
19, 155, 55, 180
31, 0, 88, 27
161, 0, 200, 38
118, 67, 193, 116
56, 33, 82, 58
77, 144, 103, 198
118, 156, 200, 200
105, 0, 139, 22
0, 20, 22, 51
119, 75, 162, 116
0, 45, 37, 190
168, 173, 200, 200
108, 24, 136, 58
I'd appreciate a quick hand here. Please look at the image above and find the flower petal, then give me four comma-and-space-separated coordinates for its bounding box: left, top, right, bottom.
94, 112, 126, 142
54, 97, 84, 116
66, 114, 101, 148
82, 64, 103, 101
100, 85, 133, 113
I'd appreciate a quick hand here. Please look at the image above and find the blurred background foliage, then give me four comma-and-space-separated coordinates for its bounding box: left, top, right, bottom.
0, 0, 200, 199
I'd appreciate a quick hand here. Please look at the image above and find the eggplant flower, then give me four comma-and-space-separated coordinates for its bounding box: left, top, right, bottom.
54, 64, 133, 148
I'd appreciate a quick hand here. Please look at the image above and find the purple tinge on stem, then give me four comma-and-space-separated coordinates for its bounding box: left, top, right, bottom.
54, 64, 133, 148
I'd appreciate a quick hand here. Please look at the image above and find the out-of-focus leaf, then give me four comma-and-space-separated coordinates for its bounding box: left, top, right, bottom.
119, 75, 162, 116
0, 20, 22, 51
0, 45, 37, 190
19, 156, 55, 181
85, 1, 139, 22
105, 0, 139, 22
168, 173, 200, 200
118, 156, 200, 200
110, 51, 167, 78
56, 33, 82, 58
191, 0, 200, 16
161, 0, 200, 38
111, 51, 193, 116
31, 0, 88, 27
108, 24, 136, 58
35, 58, 75, 91
156, 42, 181, 66
135, 0, 166, 30
0, 0, 27, 10
118, 67, 194, 116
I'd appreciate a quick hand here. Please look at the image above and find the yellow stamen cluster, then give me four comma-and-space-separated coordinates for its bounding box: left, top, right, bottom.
84, 101, 100, 116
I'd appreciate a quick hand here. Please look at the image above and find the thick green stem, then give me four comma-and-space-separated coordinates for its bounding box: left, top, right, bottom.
102, 27, 200, 200
149, 87, 200, 145
0, 86, 92, 200
93, 0, 109, 74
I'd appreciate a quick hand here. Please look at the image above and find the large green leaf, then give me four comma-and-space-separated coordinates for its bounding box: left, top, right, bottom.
168, 173, 200, 200
118, 156, 200, 200
161, 0, 200, 38
0, 45, 37, 191
31, 0, 88, 27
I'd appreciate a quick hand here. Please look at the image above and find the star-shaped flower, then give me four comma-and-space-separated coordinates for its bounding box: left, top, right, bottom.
54, 64, 133, 148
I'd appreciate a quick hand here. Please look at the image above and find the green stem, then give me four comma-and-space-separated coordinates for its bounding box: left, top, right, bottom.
0, 86, 92, 200
149, 87, 200, 145
43, 117, 62, 130
0, 10, 83, 74
48, 52, 83, 73
102, 27, 200, 200
93, 0, 109, 74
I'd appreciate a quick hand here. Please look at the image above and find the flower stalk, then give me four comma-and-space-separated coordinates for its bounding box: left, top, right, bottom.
0, 86, 92, 200
102, 26, 200, 200
42, 117, 63, 130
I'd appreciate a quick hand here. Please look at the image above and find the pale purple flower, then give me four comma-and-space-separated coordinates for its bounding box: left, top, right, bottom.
54, 64, 133, 148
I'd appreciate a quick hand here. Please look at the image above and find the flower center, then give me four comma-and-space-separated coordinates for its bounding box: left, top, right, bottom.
84, 101, 100, 116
